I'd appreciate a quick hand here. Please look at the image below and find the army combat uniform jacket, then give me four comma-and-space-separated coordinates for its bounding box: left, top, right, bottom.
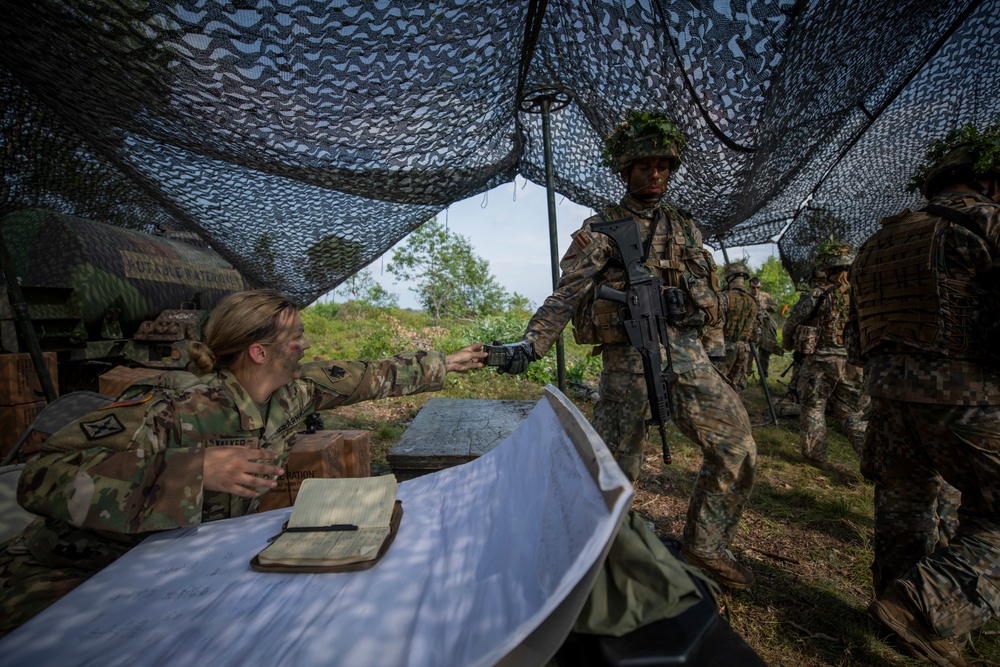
0, 351, 447, 636
523, 194, 756, 561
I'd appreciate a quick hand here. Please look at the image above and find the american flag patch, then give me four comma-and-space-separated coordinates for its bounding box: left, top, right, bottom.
574, 233, 592, 251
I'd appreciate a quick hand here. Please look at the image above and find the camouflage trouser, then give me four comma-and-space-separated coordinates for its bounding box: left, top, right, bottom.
798, 355, 868, 461
745, 347, 769, 380
718, 342, 750, 391
0, 531, 94, 638
595, 344, 757, 558
863, 397, 1000, 638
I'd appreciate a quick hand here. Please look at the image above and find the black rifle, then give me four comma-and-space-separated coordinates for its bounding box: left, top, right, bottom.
590, 217, 679, 465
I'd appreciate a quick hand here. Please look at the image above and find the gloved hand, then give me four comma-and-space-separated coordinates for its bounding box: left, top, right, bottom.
485, 340, 536, 375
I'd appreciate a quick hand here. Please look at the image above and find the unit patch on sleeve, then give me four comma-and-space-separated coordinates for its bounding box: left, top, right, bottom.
326, 365, 346, 379
79, 414, 125, 440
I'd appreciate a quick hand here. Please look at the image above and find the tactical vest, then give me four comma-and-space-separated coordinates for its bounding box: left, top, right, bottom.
573, 204, 720, 345
723, 287, 756, 343
814, 282, 851, 349
852, 206, 997, 360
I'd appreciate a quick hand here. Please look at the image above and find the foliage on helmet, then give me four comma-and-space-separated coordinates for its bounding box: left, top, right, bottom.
724, 261, 751, 282
600, 110, 685, 173
815, 238, 855, 270
908, 122, 1000, 197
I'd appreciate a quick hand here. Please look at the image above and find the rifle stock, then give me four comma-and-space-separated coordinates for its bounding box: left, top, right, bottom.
591, 217, 678, 465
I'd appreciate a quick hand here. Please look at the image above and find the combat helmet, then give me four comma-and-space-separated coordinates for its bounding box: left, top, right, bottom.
815, 240, 855, 272
601, 110, 685, 173
909, 122, 1000, 199
724, 261, 751, 283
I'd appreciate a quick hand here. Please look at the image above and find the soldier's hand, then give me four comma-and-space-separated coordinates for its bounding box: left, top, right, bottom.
203, 446, 284, 498
445, 343, 488, 372
485, 340, 536, 374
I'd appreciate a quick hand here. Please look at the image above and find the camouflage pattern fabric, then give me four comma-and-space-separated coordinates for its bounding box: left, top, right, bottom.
0, 351, 447, 637
524, 194, 757, 560
797, 355, 868, 460
784, 273, 866, 461
747, 290, 781, 379
855, 190, 1000, 640
718, 284, 756, 389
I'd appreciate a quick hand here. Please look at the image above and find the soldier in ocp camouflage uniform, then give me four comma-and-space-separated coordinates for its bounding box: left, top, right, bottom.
492, 111, 758, 590
851, 123, 1000, 667
715, 261, 757, 391
781, 242, 867, 462
0, 289, 487, 637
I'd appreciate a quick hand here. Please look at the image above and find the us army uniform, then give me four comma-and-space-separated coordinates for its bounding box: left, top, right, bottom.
782, 278, 867, 461
716, 282, 757, 390
851, 191, 1000, 638
523, 194, 757, 561
0, 351, 447, 637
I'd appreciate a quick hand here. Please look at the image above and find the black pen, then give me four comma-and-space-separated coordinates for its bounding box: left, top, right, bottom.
285, 524, 358, 532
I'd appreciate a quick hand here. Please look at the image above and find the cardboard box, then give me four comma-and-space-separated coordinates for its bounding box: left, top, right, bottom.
0, 400, 47, 459
256, 429, 371, 513
0, 353, 58, 405
98, 366, 168, 398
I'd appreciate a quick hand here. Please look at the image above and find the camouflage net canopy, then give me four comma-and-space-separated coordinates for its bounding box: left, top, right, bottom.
2, 0, 997, 302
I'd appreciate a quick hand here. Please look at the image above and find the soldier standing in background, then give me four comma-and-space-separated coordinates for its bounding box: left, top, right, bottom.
491, 110, 758, 589
782, 242, 867, 462
850, 123, 1000, 667
747, 276, 781, 381
716, 262, 757, 390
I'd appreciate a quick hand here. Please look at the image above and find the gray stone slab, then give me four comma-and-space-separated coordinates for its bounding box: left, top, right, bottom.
388, 398, 535, 479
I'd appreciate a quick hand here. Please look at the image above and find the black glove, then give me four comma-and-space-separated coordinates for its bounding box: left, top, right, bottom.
661, 287, 687, 327
484, 340, 536, 375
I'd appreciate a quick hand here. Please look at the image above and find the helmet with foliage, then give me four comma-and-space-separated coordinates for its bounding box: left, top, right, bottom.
815, 239, 855, 271
601, 110, 685, 173
909, 122, 1000, 199
724, 261, 751, 283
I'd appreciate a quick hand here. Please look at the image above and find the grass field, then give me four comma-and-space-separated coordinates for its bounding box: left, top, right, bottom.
305, 303, 1000, 667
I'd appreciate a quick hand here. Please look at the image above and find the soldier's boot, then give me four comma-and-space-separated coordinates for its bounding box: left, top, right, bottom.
681, 548, 755, 590
868, 581, 969, 667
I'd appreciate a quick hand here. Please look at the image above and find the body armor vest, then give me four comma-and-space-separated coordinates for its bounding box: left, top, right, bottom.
815, 282, 851, 348
723, 288, 756, 343
573, 204, 719, 345
852, 207, 996, 359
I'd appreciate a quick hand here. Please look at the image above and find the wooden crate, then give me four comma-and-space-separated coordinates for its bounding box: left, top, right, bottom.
0, 400, 47, 459
256, 429, 371, 513
0, 352, 58, 404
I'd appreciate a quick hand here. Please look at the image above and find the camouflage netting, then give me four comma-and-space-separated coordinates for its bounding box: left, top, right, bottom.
1, 0, 997, 302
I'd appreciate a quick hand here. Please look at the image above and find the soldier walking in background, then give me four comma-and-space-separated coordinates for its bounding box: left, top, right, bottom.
747, 276, 782, 381
850, 123, 1000, 667
782, 242, 867, 462
491, 110, 758, 589
716, 262, 757, 390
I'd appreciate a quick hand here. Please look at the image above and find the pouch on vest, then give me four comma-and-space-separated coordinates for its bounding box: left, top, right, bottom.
795, 326, 819, 355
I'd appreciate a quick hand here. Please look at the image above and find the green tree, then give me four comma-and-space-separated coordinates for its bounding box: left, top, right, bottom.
753, 255, 796, 314
388, 219, 510, 323
336, 269, 398, 309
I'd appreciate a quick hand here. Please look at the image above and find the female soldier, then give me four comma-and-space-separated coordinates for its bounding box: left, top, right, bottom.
0, 289, 486, 636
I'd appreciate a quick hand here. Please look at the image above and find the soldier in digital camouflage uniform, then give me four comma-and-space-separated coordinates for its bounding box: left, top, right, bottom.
850, 123, 1000, 667
0, 289, 487, 637
492, 111, 758, 590
715, 262, 757, 391
781, 242, 867, 462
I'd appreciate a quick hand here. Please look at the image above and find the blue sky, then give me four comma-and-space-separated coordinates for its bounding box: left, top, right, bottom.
323, 177, 779, 310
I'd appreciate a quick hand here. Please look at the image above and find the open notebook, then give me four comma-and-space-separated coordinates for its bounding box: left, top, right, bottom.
251, 475, 402, 573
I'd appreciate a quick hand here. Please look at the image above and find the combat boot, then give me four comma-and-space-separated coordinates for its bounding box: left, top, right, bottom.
681, 548, 755, 590
868, 581, 969, 666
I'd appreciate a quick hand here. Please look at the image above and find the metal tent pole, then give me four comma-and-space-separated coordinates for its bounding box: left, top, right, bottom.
519, 88, 571, 393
